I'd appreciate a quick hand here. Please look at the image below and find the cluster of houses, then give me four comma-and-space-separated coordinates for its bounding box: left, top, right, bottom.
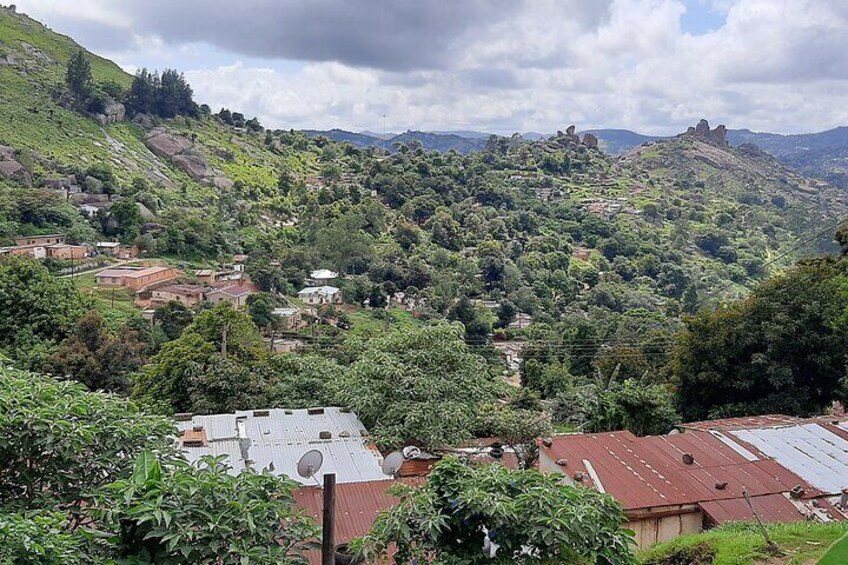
175, 407, 848, 561
92, 264, 347, 337
0, 234, 137, 262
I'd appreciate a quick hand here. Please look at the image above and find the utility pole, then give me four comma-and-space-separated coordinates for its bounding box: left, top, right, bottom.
321, 473, 336, 565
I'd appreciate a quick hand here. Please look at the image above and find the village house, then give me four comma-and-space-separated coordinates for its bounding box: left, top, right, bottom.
309, 268, 338, 284
508, 312, 533, 330
205, 283, 255, 308
95, 265, 179, 290
176, 407, 389, 485
272, 306, 301, 330
0, 244, 45, 258
14, 234, 64, 246
538, 414, 848, 548
116, 245, 138, 260
194, 268, 217, 285
45, 244, 87, 260
150, 284, 205, 308
298, 285, 341, 306
95, 241, 120, 256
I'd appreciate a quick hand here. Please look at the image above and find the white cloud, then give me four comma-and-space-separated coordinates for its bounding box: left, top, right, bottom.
11, 0, 848, 134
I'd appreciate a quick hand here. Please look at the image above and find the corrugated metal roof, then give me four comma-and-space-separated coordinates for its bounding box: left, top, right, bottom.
178, 407, 389, 485
700, 493, 807, 524
682, 414, 801, 431
293, 478, 424, 565
730, 423, 848, 494
540, 429, 821, 511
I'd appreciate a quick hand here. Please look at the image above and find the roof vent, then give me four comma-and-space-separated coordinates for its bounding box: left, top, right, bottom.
308, 407, 325, 415
192, 425, 203, 432
715, 482, 728, 490
790, 485, 805, 499
541, 438, 553, 447
175, 413, 194, 422
339, 430, 351, 438
682, 453, 695, 465
319, 430, 332, 440
253, 410, 270, 417
573, 471, 586, 482
556, 458, 568, 467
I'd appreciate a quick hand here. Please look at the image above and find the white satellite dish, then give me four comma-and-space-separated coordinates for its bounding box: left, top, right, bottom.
297, 449, 324, 480
382, 450, 405, 477
402, 445, 422, 460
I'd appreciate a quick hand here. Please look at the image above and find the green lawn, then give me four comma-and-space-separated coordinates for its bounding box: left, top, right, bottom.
346, 307, 422, 338
71, 271, 140, 324
639, 522, 848, 565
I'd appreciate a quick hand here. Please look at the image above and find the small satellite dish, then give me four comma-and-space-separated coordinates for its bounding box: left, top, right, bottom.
297, 449, 324, 480
382, 450, 405, 476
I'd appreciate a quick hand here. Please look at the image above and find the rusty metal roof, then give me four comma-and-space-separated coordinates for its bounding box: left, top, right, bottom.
682, 414, 802, 432
540, 429, 822, 512
294, 478, 424, 565
700, 493, 807, 524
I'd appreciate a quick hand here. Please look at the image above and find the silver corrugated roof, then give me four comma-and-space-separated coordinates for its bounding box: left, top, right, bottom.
730, 423, 848, 494
178, 407, 389, 485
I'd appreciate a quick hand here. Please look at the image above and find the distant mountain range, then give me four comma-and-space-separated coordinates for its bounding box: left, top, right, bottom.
304, 126, 848, 187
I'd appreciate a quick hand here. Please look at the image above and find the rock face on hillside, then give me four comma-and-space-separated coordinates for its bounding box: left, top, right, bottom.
93, 101, 126, 125
582, 133, 599, 149
0, 159, 31, 186
684, 119, 728, 146
144, 128, 229, 186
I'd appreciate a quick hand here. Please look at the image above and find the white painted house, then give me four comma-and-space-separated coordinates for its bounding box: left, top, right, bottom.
298, 285, 342, 305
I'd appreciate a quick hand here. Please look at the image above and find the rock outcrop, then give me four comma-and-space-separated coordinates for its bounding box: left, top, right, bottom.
684, 119, 728, 146
0, 145, 15, 161
582, 133, 599, 149
565, 125, 580, 144
144, 128, 229, 186
0, 160, 31, 186
94, 101, 126, 125
132, 113, 155, 129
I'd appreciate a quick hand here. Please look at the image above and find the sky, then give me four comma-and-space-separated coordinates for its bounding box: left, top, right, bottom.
10, 0, 848, 135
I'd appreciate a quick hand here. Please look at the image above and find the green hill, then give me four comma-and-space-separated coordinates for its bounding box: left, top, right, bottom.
1, 4, 846, 329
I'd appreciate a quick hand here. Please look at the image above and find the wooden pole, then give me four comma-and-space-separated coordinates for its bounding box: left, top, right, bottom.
322, 473, 336, 565
743, 489, 778, 551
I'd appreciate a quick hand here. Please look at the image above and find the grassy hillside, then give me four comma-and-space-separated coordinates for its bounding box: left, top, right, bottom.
639, 522, 848, 565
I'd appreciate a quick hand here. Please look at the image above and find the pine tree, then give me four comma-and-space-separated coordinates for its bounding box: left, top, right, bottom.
65, 49, 92, 101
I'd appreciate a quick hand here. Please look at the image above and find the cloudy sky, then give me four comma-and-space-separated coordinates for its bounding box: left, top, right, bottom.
11, 0, 848, 135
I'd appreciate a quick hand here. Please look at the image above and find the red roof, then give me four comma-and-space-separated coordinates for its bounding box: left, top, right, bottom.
681, 414, 801, 432
700, 493, 807, 524
540, 429, 822, 512
293, 478, 422, 565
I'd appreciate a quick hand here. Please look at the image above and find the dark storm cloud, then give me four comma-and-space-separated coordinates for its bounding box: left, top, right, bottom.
118, 0, 520, 71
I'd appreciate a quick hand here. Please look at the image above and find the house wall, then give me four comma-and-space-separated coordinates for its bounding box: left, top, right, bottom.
47, 245, 86, 260
628, 512, 703, 548
539, 450, 704, 548
124, 268, 177, 290
152, 290, 201, 307
14, 235, 64, 246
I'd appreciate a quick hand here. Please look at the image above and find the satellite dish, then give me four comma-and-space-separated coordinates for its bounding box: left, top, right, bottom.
297, 449, 324, 480
382, 450, 405, 476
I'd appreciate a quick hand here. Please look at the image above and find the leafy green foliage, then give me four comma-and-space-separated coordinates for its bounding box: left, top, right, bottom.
64, 49, 92, 102
0, 512, 86, 565
336, 324, 502, 449
45, 310, 147, 393
0, 363, 174, 511
89, 451, 317, 564
672, 257, 848, 419
354, 457, 635, 564
0, 257, 92, 367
